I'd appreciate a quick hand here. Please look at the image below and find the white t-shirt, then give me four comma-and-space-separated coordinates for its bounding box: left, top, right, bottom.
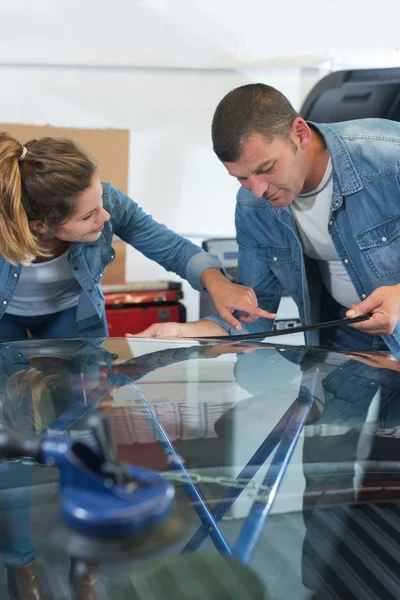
6, 251, 81, 316
291, 159, 359, 308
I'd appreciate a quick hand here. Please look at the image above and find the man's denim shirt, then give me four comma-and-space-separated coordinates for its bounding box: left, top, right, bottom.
0, 183, 223, 334
209, 118, 400, 353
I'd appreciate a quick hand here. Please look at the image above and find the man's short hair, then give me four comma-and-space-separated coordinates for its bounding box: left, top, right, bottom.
212, 83, 299, 162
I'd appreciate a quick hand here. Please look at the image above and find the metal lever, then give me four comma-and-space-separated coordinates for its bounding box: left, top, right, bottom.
87, 413, 117, 465
87, 413, 126, 486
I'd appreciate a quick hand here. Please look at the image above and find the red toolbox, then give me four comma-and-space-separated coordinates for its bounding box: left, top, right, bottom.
103, 281, 186, 337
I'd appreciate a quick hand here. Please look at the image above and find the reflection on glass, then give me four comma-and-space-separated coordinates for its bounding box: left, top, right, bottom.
0, 338, 398, 598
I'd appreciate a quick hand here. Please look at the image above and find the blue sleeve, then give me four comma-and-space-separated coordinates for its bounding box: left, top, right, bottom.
106, 185, 224, 292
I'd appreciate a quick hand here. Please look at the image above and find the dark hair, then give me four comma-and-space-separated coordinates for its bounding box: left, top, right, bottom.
0, 133, 96, 265
212, 83, 299, 162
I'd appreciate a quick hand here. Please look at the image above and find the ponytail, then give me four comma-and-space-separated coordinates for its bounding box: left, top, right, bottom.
0, 132, 43, 264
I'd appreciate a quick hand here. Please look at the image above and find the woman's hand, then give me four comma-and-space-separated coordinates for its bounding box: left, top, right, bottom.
200, 268, 276, 332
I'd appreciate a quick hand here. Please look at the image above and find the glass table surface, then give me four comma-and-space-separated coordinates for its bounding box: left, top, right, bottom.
0, 336, 399, 600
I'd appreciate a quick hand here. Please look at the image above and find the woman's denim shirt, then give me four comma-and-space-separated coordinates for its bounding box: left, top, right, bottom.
208, 118, 400, 354
0, 183, 222, 334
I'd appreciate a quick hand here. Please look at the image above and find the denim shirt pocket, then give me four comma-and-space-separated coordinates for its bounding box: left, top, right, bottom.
355, 215, 400, 278
257, 245, 295, 294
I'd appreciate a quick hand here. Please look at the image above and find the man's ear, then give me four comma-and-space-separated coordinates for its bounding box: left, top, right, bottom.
291, 117, 311, 149
29, 220, 47, 234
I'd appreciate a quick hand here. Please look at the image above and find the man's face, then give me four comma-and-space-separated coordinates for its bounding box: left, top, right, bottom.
222, 123, 310, 209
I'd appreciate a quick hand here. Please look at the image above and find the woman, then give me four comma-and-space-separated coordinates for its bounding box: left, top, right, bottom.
0, 133, 272, 339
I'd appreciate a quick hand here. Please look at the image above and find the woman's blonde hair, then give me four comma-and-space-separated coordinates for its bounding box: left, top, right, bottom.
0, 132, 96, 265
3, 367, 59, 433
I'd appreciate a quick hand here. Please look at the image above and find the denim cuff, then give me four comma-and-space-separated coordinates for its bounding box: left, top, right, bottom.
202, 312, 251, 336
185, 252, 225, 292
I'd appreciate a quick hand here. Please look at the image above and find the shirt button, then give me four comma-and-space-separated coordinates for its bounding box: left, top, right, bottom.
381, 236, 387, 243
2, 301, 7, 305
329, 220, 333, 226
100, 273, 104, 277
13, 273, 18, 278
273, 257, 278, 262
344, 258, 349, 264
361, 293, 367, 299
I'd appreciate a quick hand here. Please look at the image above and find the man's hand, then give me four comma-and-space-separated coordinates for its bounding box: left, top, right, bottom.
346, 284, 400, 335
200, 268, 276, 332
126, 320, 227, 339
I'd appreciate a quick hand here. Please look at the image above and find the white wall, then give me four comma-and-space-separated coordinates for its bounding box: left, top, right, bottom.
1, 0, 399, 320
2, 0, 400, 69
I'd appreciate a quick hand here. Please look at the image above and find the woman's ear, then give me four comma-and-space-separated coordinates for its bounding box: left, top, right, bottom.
29, 220, 47, 234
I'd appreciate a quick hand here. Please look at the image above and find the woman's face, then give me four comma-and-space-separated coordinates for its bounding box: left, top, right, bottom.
54, 175, 111, 243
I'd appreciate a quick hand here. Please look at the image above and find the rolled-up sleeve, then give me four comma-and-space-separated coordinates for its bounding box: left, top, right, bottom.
185, 251, 224, 292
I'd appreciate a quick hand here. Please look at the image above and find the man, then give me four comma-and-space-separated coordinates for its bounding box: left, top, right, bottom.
135, 83, 400, 353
